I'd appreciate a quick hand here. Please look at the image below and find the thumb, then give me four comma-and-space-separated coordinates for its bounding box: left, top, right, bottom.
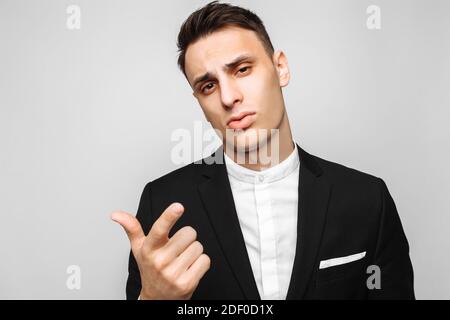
111, 211, 145, 256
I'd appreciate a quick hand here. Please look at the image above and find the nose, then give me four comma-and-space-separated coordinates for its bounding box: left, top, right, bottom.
220, 78, 243, 109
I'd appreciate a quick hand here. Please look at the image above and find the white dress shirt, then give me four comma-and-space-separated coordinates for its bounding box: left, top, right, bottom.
223, 142, 300, 300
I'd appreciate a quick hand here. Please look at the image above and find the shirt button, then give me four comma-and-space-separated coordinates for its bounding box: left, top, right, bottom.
258, 175, 264, 182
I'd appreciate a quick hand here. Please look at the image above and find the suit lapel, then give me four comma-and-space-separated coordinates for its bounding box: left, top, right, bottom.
286, 145, 332, 299
197, 144, 332, 300
197, 146, 261, 300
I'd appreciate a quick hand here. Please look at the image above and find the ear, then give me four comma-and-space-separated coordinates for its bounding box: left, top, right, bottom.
273, 50, 290, 87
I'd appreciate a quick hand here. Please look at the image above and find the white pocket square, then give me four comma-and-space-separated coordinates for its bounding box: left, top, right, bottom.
319, 251, 366, 269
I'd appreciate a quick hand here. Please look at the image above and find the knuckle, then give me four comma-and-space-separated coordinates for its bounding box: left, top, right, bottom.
175, 279, 192, 295
161, 268, 177, 283
151, 252, 169, 270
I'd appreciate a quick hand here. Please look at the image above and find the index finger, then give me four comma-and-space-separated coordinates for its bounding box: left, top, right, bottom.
146, 202, 184, 249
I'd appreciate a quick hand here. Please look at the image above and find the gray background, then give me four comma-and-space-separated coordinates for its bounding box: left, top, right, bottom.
0, 0, 449, 299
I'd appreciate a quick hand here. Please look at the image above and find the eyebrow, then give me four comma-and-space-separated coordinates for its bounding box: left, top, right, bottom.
224, 54, 254, 70
193, 73, 212, 89
192, 54, 254, 89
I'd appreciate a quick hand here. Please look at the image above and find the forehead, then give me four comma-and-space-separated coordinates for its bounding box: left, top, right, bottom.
184, 26, 269, 84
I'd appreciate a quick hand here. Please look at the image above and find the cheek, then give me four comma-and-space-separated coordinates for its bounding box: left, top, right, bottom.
199, 100, 225, 126
242, 69, 282, 113
241, 69, 268, 94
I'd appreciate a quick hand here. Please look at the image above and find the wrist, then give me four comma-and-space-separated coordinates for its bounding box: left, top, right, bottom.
139, 289, 153, 300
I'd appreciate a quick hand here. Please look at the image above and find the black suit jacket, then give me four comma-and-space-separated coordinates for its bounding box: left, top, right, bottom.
126, 144, 415, 299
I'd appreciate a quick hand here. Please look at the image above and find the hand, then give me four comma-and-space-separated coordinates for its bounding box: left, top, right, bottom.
111, 203, 211, 299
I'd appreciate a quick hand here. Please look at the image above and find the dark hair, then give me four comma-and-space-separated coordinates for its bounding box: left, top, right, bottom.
177, 1, 275, 75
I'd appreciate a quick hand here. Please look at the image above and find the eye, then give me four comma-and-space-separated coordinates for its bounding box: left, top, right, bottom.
201, 82, 215, 94
237, 66, 251, 75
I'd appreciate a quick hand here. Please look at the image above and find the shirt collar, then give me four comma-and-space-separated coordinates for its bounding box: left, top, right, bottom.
223, 141, 300, 184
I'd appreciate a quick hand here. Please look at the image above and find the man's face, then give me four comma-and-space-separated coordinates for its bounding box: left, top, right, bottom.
184, 26, 290, 153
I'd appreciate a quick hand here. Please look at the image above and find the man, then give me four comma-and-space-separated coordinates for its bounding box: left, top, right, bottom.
112, 1, 414, 300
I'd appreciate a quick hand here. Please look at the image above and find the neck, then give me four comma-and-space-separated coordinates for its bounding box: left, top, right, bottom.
224, 111, 294, 171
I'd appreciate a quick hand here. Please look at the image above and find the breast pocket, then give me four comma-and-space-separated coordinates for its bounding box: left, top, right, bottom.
316, 251, 368, 284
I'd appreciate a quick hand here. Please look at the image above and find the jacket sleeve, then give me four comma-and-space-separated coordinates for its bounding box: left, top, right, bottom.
368, 178, 415, 299
125, 182, 155, 300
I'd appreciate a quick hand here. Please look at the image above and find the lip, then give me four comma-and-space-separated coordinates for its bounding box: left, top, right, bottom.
227, 112, 256, 130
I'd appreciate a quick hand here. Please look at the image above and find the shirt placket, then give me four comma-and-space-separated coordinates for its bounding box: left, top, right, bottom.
254, 175, 280, 300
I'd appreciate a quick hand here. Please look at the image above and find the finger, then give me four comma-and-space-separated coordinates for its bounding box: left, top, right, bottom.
111, 211, 145, 255
179, 254, 211, 287
162, 226, 197, 261
169, 241, 203, 277
146, 202, 184, 249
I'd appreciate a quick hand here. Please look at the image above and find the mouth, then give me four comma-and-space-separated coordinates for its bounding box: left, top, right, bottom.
227, 112, 256, 130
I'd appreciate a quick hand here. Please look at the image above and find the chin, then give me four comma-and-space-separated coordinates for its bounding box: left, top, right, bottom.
225, 127, 262, 154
